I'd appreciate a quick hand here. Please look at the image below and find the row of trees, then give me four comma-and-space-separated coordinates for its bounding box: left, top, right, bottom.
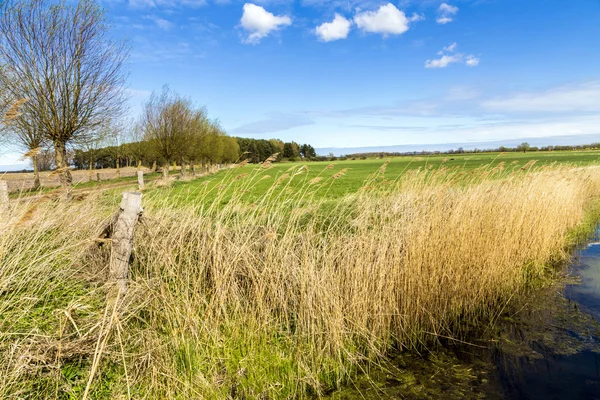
71, 133, 317, 176
71, 90, 241, 180
236, 138, 316, 163
345, 142, 600, 158
139, 87, 239, 179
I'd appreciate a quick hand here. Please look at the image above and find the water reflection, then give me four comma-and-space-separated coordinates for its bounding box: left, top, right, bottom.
567, 239, 600, 320
490, 227, 600, 399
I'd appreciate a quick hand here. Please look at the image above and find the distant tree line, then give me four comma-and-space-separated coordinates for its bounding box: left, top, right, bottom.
343, 142, 600, 159
236, 138, 316, 163
69, 136, 318, 174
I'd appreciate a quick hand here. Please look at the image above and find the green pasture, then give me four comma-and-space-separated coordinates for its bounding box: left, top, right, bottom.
149, 150, 600, 206
11, 150, 600, 204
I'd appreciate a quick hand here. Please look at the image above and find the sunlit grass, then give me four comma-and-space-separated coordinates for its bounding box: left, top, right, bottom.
1, 160, 600, 398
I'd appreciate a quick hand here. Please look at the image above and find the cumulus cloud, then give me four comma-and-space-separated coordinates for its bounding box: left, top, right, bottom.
353, 3, 420, 37
425, 54, 461, 68
315, 14, 352, 42
442, 42, 457, 53
465, 55, 480, 67
436, 3, 458, 24
426, 43, 479, 68
240, 3, 292, 44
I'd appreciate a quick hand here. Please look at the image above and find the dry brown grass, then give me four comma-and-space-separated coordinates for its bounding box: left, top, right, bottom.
1, 164, 599, 398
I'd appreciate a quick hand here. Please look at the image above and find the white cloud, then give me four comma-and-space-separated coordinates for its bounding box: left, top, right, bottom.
153, 17, 173, 30
426, 43, 479, 68
436, 3, 458, 24
443, 42, 457, 52
143, 15, 174, 30
240, 3, 292, 44
481, 81, 600, 114
439, 3, 458, 14
315, 14, 352, 42
353, 3, 418, 37
465, 55, 480, 67
425, 54, 461, 68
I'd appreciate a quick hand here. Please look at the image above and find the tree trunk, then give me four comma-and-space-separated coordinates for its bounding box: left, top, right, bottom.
151, 160, 157, 173
115, 158, 120, 179
163, 161, 169, 180
191, 161, 196, 177
180, 158, 186, 178
0, 180, 8, 212
137, 159, 142, 171
53, 140, 72, 200
201, 158, 207, 174
31, 155, 41, 190
89, 156, 94, 182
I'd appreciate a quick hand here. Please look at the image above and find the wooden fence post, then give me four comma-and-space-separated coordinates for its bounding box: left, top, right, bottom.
96, 173, 101, 182
109, 192, 142, 296
137, 170, 144, 191
0, 180, 8, 212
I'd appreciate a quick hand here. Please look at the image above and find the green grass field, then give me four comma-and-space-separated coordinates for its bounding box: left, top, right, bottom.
152, 150, 600, 206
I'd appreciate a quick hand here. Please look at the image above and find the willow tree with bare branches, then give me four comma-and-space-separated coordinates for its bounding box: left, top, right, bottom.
0, 0, 129, 198
1, 98, 47, 188
140, 86, 192, 180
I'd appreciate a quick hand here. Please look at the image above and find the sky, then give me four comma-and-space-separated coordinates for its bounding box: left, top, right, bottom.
2, 0, 600, 167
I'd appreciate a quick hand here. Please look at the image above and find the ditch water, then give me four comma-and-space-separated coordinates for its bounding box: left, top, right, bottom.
486, 227, 600, 400
329, 226, 600, 400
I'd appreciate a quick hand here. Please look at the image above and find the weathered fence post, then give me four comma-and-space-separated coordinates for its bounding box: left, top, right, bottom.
109, 192, 143, 296
137, 170, 144, 191
0, 180, 8, 212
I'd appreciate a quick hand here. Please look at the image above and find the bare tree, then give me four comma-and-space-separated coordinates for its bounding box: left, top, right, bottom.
0, 0, 129, 198
2, 99, 46, 188
78, 134, 104, 182
102, 120, 125, 179
140, 86, 191, 180
36, 146, 55, 172
126, 123, 147, 171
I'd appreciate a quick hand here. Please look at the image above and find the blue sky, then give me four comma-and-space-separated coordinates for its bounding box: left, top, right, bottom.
2, 0, 600, 167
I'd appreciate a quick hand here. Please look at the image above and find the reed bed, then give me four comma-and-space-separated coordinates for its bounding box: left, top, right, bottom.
1, 163, 599, 398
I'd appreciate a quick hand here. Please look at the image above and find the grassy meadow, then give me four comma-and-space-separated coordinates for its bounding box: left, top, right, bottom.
1, 151, 600, 398
159, 150, 600, 204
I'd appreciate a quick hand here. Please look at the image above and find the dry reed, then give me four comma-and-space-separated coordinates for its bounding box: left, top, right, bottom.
1, 164, 600, 398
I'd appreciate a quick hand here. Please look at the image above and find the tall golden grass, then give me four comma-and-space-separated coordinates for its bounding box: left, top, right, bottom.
1, 163, 600, 398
